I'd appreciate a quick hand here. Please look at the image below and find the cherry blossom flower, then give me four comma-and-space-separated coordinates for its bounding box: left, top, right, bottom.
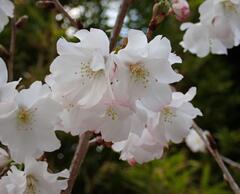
152, 87, 202, 144
47, 28, 111, 109
185, 129, 207, 153
171, 0, 190, 21
181, 0, 240, 57
0, 147, 10, 168
0, 0, 14, 32
0, 58, 20, 116
0, 157, 69, 194
180, 22, 228, 57
59, 97, 148, 142
112, 130, 165, 164
0, 81, 62, 162
112, 29, 182, 111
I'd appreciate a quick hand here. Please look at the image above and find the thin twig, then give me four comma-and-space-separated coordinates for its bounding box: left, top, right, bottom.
0, 44, 9, 56
193, 122, 240, 194
61, 131, 91, 194
51, 0, 83, 29
222, 156, 240, 171
7, 16, 16, 82
89, 136, 113, 148
110, 0, 134, 51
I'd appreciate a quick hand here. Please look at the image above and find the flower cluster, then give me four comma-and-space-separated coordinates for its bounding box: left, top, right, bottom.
0, 158, 69, 194
180, 0, 240, 57
0, 0, 14, 32
47, 28, 202, 164
0, 58, 69, 193
0, 27, 202, 193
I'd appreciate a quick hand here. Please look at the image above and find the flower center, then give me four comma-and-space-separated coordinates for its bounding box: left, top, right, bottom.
24, 175, 38, 194
129, 64, 149, 86
222, 0, 237, 12
80, 63, 104, 81
162, 107, 175, 123
106, 106, 118, 120
17, 107, 32, 125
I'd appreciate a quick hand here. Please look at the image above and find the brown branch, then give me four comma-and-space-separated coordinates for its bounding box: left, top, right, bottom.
110, 0, 134, 51
0, 44, 9, 56
7, 16, 16, 82
193, 122, 240, 194
89, 136, 113, 148
222, 156, 240, 171
61, 131, 92, 194
51, 0, 83, 29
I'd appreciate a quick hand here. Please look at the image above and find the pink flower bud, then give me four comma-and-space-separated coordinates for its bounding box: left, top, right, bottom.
171, 0, 190, 21
128, 158, 137, 166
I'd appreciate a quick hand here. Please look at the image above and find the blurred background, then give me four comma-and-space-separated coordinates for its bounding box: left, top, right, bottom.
0, 0, 240, 193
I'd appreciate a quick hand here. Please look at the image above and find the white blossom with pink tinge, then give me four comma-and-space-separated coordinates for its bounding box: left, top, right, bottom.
181, 0, 240, 57
0, 158, 69, 194
0, 0, 14, 32
112, 29, 183, 111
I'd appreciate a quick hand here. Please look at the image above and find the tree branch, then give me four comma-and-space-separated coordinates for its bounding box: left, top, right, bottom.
0, 44, 9, 56
7, 16, 16, 82
193, 122, 240, 194
222, 156, 240, 171
61, 131, 91, 194
37, 0, 83, 29
110, 0, 134, 51
51, 0, 83, 29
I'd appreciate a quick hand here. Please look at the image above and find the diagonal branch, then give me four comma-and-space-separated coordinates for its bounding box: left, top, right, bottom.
51, 0, 83, 29
222, 156, 240, 171
38, 0, 83, 29
193, 122, 240, 194
61, 131, 92, 194
110, 0, 134, 51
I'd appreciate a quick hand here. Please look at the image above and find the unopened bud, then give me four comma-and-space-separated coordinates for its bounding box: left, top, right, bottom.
153, 0, 171, 17
171, 0, 190, 21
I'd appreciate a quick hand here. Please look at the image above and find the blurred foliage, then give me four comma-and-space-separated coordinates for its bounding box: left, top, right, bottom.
1, 0, 240, 193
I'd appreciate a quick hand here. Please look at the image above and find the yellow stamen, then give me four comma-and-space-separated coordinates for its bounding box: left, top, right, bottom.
80, 63, 104, 80
24, 175, 38, 194
162, 107, 175, 123
129, 63, 149, 85
106, 106, 118, 120
17, 107, 32, 125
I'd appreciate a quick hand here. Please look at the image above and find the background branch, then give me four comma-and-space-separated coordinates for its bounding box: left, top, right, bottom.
7, 16, 16, 82
222, 156, 240, 171
110, 0, 133, 51
193, 122, 240, 194
51, 0, 83, 29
